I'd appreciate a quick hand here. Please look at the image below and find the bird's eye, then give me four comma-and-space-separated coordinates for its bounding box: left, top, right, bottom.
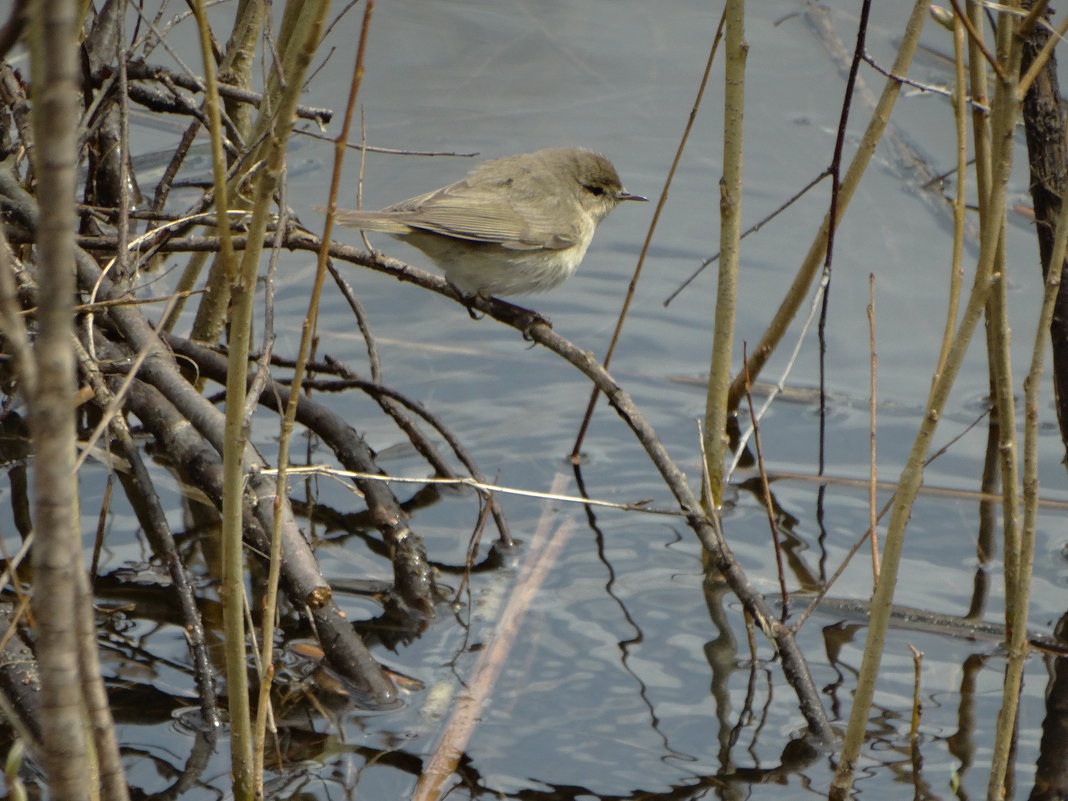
585, 184, 606, 196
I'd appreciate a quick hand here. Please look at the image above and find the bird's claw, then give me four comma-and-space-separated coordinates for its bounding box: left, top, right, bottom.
509, 305, 551, 340
449, 285, 550, 337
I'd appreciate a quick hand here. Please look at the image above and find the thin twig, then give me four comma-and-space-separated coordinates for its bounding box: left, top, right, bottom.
570, 9, 725, 460
742, 346, 789, 619
264, 465, 684, 517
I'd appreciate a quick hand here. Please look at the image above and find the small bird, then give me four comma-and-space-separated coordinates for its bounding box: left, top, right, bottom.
328, 147, 646, 297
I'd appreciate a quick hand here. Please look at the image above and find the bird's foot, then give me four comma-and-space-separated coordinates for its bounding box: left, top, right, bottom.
449, 283, 551, 338
448, 281, 484, 319
496, 299, 551, 340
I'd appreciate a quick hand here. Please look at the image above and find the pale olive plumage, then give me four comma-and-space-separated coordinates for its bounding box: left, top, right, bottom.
330, 147, 645, 296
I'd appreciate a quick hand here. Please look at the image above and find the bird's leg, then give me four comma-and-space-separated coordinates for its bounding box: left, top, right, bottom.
447, 282, 551, 337
447, 280, 484, 320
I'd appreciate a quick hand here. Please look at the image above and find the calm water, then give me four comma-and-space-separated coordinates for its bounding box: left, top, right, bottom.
48, 1, 1068, 799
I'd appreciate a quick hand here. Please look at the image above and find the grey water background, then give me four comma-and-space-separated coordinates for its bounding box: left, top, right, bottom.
106, 1, 1068, 798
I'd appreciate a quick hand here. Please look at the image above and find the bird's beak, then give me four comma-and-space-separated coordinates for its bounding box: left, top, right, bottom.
618, 190, 648, 202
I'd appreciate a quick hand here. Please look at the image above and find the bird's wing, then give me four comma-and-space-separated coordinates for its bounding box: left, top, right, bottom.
386, 178, 582, 251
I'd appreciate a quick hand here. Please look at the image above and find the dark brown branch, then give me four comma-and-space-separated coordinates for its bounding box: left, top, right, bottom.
162, 333, 439, 617
71, 247, 398, 706
0, 603, 42, 749
0, 0, 28, 61
74, 334, 221, 733
0, 157, 401, 704
1018, 3, 1068, 462
118, 373, 398, 706
91, 60, 333, 124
